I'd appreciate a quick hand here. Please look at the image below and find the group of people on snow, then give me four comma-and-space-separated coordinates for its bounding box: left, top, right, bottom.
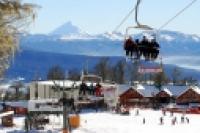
124, 35, 160, 60
159, 111, 190, 125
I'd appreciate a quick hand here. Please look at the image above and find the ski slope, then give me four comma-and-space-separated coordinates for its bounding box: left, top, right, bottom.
0, 109, 199, 133
73, 109, 199, 133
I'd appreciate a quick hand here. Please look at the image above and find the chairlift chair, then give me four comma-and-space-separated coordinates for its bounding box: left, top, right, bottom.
124, 0, 160, 61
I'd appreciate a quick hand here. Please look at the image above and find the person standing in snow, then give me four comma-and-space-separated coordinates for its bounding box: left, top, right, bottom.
186, 117, 189, 124
170, 111, 174, 117
174, 116, 177, 124
136, 109, 139, 116
143, 117, 146, 124
181, 115, 185, 123
172, 117, 177, 125
160, 117, 164, 125
171, 118, 175, 125
162, 109, 166, 116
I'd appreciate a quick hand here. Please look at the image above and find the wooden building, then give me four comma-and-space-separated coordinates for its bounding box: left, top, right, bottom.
176, 86, 200, 104
118, 84, 190, 108
119, 84, 159, 107
0, 111, 14, 127
155, 88, 173, 104
2, 115, 13, 127
120, 88, 144, 106
3, 102, 28, 115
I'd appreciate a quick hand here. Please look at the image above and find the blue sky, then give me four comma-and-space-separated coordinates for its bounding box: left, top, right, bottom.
26, 0, 200, 35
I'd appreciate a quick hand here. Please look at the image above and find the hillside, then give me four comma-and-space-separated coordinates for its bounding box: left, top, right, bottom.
5, 50, 200, 82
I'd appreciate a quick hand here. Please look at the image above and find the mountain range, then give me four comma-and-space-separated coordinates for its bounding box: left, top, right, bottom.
21, 21, 200, 56
5, 21, 200, 81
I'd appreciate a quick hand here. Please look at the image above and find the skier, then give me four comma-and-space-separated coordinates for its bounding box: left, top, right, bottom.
171, 118, 175, 125
171, 117, 177, 125
181, 115, 185, 123
160, 117, 164, 125
162, 110, 166, 116
170, 111, 174, 117
186, 117, 189, 124
143, 117, 146, 124
174, 116, 177, 124
135, 108, 139, 116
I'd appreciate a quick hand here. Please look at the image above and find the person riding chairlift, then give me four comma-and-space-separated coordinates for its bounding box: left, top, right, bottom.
150, 38, 160, 60
139, 36, 149, 60
139, 36, 160, 60
135, 39, 141, 59
124, 36, 137, 58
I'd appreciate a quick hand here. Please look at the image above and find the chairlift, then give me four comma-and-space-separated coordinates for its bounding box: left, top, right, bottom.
124, 0, 160, 61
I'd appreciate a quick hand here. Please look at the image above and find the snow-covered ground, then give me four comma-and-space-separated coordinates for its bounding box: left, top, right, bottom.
1, 109, 200, 133
0, 117, 25, 133
74, 109, 199, 133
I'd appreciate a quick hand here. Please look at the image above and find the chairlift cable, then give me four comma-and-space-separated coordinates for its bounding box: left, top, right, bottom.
158, 0, 198, 31
113, 6, 136, 33
155, 0, 198, 61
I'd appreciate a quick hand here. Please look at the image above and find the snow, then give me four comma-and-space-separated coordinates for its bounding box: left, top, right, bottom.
60, 34, 97, 41
191, 86, 200, 94
0, 84, 10, 90
37, 80, 81, 87
1, 109, 200, 133
192, 36, 200, 42
72, 109, 199, 133
159, 34, 175, 41
101, 32, 124, 41
0, 111, 14, 118
73, 109, 199, 133
163, 88, 173, 96
135, 84, 145, 90
0, 117, 25, 133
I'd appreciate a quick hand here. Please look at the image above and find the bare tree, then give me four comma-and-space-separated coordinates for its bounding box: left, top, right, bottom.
154, 69, 168, 91
182, 76, 198, 85
172, 67, 181, 85
114, 60, 126, 84
0, 0, 38, 77
10, 80, 24, 100
68, 69, 81, 81
108, 65, 117, 83
94, 57, 110, 81
127, 61, 140, 84
47, 65, 65, 80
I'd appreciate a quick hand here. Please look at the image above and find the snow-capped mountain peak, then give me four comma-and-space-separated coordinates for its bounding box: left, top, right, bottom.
50, 21, 82, 36
95, 32, 124, 41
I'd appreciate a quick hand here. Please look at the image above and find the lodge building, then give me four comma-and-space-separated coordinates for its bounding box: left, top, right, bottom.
119, 84, 200, 108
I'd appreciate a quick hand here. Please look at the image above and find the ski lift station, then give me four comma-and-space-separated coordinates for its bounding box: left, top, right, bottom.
28, 75, 119, 113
